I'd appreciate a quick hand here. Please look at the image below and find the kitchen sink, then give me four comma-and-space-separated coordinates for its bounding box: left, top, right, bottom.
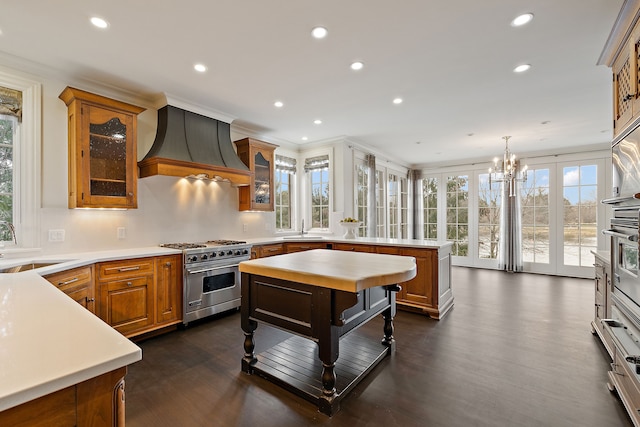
0, 261, 65, 273
282, 235, 325, 240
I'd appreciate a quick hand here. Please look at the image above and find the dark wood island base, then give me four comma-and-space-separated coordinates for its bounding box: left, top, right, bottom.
241, 273, 400, 416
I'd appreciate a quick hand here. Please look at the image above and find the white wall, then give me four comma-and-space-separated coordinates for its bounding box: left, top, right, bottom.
21, 69, 280, 254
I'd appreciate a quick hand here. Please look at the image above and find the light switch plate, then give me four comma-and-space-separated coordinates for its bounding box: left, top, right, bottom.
48, 229, 65, 242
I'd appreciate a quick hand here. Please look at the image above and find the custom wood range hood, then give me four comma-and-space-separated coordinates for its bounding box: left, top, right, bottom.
138, 105, 251, 186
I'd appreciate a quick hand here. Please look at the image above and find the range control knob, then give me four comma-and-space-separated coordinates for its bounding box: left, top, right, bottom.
188, 255, 198, 262
227, 250, 233, 256
210, 252, 216, 258
218, 251, 225, 257
242, 249, 249, 255
201, 254, 208, 261
234, 250, 241, 256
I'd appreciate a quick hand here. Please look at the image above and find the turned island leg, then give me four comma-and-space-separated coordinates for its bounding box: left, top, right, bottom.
241, 272, 258, 373
382, 284, 400, 350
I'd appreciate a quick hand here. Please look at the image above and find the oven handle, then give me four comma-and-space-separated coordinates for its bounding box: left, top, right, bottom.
602, 229, 638, 241
187, 264, 240, 275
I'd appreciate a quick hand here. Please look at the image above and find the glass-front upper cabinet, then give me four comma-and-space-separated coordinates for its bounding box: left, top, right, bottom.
59, 87, 145, 209
235, 138, 278, 211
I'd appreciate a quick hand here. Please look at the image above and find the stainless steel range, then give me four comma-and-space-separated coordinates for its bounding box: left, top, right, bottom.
161, 240, 252, 325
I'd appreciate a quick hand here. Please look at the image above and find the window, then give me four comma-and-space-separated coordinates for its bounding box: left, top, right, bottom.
388, 173, 398, 238
0, 114, 15, 241
423, 177, 438, 240
399, 176, 409, 239
305, 155, 330, 229
375, 169, 385, 237
275, 154, 296, 231
521, 168, 550, 264
477, 173, 500, 259
355, 162, 369, 237
562, 164, 597, 267
446, 175, 469, 256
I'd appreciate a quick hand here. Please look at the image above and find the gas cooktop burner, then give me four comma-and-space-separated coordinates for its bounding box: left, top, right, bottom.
160, 243, 207, 250
207, 239, 247, 245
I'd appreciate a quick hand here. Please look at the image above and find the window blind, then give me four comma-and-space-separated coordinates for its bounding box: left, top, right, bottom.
0, 86, 22, 121
275, 154, 297, 174
304, 155, 329, 173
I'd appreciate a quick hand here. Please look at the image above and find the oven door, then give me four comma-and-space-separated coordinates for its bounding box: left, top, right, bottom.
184, 263, 241, 322
605, 223, 640, 309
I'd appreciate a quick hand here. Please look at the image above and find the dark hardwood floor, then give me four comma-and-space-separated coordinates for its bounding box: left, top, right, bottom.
126, 267, 632, 426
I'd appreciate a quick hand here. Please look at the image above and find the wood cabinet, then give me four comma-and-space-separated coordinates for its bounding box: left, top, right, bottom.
235, 138, 278, 211
601, 5, 640, 137
155, 254, 182, 325
44, 265, 96, 313
333, 242, 452, 319
59, 87, 145, 209
0, 367, 126, 427
96, 256, 182, 338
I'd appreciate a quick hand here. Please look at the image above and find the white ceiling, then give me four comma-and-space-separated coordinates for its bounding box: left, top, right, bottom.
0, 0, 624, 166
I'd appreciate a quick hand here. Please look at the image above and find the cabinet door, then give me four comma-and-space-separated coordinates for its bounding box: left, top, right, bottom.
398, 248, 435, 308
614, 49, 634, 136
82, 104, 137, 208
99, 275, 154, 336
156, 255, 182, 324
235, 138, 277, 211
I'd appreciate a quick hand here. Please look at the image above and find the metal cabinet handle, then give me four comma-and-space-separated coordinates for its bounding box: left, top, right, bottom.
58, 277, 79, 286
602, 229, 638, 241
126, 282, 132, 287
118, 266, 141, 272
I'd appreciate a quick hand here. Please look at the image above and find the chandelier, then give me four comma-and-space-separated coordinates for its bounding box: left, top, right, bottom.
488, 136, 528, 197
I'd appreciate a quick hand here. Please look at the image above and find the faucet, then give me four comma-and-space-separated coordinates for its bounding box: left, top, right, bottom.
0, 221, 16, 245
301, 219, 307, 237
0, 221, 16, 257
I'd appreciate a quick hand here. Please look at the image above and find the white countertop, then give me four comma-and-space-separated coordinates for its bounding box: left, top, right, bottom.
0, 247, 179, 412
245, 235, 453, 250
0, 271, 142, 411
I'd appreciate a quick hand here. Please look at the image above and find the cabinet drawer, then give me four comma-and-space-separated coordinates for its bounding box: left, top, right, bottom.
286, 242, 328, 253
259, 244, 285, 257
45, 265, 93, 292
614, 346, 640, 409
333, 243, 374, 252
376, 246, 401, 255
97, 258, 154, 280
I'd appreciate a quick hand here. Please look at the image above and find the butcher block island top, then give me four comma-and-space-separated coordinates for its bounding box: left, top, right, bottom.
240, 249, 416, 415
239, 249, 417, 292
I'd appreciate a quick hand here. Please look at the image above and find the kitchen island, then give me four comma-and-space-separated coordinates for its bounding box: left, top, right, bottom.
246, 236, 453, 319
239, 249, 416, 415
0, 250, 173, 425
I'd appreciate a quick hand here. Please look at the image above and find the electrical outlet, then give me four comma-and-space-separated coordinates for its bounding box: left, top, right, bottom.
117, 227, 126, 240
242, 223, 248, 233
48, 229, 65, 242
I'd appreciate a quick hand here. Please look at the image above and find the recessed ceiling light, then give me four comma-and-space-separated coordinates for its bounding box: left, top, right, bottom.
541, 120, 550, 125
513, 64, 531, 73
90, 17, 109, 29
302, 136, 308, 141
393, 98, 403, 105
350, 61, 364, 71
311, 26, 328, 39
511, 13, 534, 27
274, 101, 284, 108
314, 119, 322, 125
194, 63, 207, 73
